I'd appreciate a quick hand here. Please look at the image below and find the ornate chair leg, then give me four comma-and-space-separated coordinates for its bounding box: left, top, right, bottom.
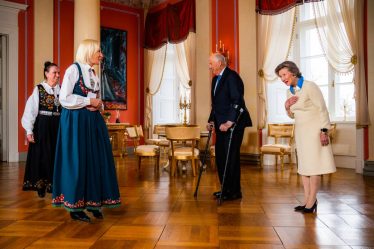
137, 156, 141, 172
280, 154, 284, 169
191, 159, 196, 176
171, 158, 176, 176
156, 154, 160, 172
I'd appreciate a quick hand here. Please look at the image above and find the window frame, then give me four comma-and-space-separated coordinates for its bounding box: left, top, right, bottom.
292, 4, 355, 122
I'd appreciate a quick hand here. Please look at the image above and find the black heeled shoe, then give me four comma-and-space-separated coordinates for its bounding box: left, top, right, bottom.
46, 184, 52, 193
294, 205, 306, 212
87, 209, 103, 219
303, 200, 317, 213
70, 211, 91, 222
36, 181, 46, 198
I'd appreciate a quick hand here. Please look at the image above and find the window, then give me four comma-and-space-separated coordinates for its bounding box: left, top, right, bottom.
267, 4, 356, 123
152, 44, 191, 126
152, 44, 180, 125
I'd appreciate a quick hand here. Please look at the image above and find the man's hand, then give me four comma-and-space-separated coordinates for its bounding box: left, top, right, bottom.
27, 134, 35, 143
285, 96, 299, 110
206, 122, 214, 131
320, 132, 329, 146
219, 121, 234, 132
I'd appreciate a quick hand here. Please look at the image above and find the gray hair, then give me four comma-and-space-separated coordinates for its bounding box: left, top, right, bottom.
275, 61, 302, 77
212, 53, 227, 66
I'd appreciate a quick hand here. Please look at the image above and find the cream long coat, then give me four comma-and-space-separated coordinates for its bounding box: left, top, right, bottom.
288, 80, 336, 176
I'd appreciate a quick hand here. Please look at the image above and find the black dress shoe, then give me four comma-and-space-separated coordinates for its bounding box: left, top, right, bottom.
87, 209, 103, 219
212, 191, 221, 197
222, 192, 242, 201
294, 205, 306, 212
70, 211, 91, 222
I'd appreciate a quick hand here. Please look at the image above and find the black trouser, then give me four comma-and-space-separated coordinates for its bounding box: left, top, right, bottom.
215, 127, 244, 195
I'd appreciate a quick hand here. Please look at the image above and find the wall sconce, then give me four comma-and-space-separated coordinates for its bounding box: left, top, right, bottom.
215, 40, 230, 65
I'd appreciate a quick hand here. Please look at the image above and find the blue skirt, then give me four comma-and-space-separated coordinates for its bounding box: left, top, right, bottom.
52, 108, 121, 211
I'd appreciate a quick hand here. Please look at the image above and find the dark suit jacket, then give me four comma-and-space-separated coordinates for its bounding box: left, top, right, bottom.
208, 67, 252, 130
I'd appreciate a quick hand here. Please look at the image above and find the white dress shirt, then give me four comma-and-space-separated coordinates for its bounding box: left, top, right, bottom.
59, 62, 100, 109
21, 81, 61, 135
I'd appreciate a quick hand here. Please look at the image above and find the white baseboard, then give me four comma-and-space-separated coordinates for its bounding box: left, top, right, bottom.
334, 155, 356, 169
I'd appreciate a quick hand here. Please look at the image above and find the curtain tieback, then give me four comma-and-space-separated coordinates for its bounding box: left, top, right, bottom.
351, 55, 357, 65
258, 69, 264, 78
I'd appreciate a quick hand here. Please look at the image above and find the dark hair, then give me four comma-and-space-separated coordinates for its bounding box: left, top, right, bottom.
44, 61, 58, 80
275, 61, 302, 78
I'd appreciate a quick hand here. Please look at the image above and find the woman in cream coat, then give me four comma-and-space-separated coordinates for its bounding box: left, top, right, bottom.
275, 61, 336, 213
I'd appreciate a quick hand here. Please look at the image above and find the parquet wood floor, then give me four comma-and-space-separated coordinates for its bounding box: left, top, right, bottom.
0, 157, 374, 248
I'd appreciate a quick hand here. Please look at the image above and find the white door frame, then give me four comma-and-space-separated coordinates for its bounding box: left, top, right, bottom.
0, 0, 27, 162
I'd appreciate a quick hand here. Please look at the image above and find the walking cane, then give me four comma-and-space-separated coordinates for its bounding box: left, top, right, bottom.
218, 108, 244, 205
193, 128, 213, 198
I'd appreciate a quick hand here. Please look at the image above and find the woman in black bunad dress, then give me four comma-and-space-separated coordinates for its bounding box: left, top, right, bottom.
21, 61, 61, 198
52, 39, 121, 223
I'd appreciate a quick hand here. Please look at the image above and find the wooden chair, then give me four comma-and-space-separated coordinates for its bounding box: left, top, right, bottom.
145, 125, 170, 147
328, 123, 337, 143
260, 124, 294, 169
165, 125, 201, 176
125, 126, 160, 173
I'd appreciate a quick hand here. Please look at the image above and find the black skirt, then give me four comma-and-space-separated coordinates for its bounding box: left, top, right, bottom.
23, 114, 60, 192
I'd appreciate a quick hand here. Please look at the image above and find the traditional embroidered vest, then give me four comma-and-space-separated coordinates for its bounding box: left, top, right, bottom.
37, 84, 61, 113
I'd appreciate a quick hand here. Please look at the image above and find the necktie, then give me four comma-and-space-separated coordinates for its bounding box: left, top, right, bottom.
52, 87, 60, 108
89, 68, 95, 89
213, 75, 222, 95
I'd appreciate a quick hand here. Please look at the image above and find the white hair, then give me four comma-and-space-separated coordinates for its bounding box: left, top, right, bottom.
75, 39, 100, 64
212, 53, 227, 65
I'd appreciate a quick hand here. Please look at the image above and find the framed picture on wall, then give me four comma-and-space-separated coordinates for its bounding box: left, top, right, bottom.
100, 27, 127, 110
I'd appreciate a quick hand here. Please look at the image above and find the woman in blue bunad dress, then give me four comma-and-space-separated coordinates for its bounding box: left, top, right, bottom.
52, 39, 121, 223
22, 61, 61, 198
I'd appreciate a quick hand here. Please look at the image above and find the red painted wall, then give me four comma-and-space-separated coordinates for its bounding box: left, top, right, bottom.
53, 0, 74, 81
211, 0, 239, 72
10, 0, 35, 153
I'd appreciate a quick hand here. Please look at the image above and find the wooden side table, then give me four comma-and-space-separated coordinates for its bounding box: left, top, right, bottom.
106, 123, 130, 157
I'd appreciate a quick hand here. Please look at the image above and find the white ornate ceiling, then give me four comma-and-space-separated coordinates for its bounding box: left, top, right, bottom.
105, 0, 167, 9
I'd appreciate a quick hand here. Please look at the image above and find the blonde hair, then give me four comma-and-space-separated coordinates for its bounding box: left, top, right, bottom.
75, 39, 100, 64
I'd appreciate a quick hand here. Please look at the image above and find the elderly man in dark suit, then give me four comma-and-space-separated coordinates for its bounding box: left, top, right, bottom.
207, 53, 252, 201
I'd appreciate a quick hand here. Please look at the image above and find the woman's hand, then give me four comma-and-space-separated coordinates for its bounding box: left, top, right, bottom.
320, 132, 329, 146
86, 106, 99, 112
285, 96, 299, 110
90, 98, 103, 108
27, 134, 35, 143
206, 122, 214, 131
219, 121, 234, 132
